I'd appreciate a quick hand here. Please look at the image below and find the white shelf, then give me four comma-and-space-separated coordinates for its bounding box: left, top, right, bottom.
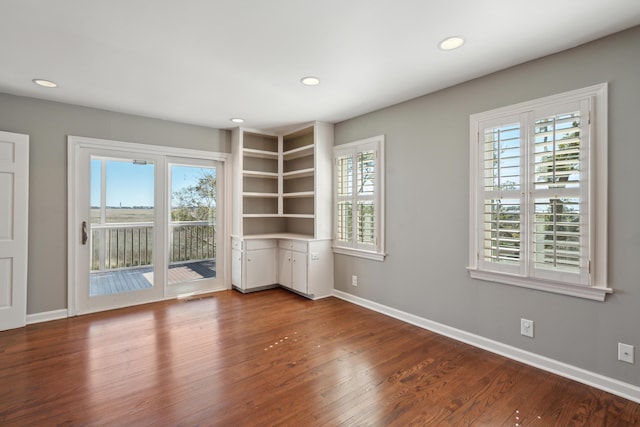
283, 144, 314, 160
243, 170, 279, 179
282, 168, 314, 179
243, 148, 279, 159
243, 213, 315, 219
282, 191, 314, 198
243, 213, 280, 218
243, 232, 316, 240
243, 192, 279, 198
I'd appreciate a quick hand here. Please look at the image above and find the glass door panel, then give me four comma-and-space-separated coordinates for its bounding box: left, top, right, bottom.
90, 157, 156, 297
168, 162, 220, 293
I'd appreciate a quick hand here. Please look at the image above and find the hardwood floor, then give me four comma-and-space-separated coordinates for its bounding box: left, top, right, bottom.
1, 289, 638, 426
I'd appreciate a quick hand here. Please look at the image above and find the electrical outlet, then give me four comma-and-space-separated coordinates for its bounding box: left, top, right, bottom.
520, 318, 534, 338
351, 275, 358, 287
618, 343, 634, 364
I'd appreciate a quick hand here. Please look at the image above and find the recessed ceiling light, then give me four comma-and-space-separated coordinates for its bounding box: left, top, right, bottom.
32, 78, 58, 88
439, 36, 465, 51
230, 118, 245, 124
301, 76, 320, 86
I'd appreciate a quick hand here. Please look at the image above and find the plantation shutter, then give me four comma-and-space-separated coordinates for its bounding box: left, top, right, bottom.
478, 114, 525, 276
335, 153, 353, 243
334, 142, 378, 251
530, 100, 590, 285
355, 149, 376, 248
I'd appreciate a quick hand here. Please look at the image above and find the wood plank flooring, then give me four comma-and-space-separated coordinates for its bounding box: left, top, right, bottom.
1, 289, 638, 426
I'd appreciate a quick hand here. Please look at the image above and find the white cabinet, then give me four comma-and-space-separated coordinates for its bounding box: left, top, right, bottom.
232, 236, 333, 298
278, 241, 308, 294
245, 246, 277, 289
232, 238, 278, 292
277, 239, 333, 298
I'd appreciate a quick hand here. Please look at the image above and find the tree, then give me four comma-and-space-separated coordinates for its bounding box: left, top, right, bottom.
172, 172, 217, 222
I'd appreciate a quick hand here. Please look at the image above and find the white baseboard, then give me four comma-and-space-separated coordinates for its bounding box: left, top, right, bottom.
27, 309, 69, 325
333, 289, 640, 404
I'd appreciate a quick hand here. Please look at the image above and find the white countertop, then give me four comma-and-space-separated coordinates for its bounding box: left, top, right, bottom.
232, 233, 331, 242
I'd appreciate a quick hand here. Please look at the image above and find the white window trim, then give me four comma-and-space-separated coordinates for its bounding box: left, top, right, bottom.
467, 83, 611, 301
333, 135, 386, 261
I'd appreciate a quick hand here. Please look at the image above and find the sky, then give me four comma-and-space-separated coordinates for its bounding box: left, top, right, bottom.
90, 158, 215, 208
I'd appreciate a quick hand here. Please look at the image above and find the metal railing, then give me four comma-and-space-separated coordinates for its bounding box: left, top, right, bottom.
91, 221, 216, 271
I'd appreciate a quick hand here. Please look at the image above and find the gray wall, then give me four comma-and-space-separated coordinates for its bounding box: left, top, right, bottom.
0, 94, 229, 314
334, 26, 640, 386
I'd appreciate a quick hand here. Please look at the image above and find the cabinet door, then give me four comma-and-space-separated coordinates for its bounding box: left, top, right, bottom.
246, 248, 277, 289
232, 249, 242, 288
291, 251, 308, 294
278, 249, 292, 288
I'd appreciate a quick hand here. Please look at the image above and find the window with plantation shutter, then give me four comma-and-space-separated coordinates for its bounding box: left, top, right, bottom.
334, 135, 385, 261
481, 117, 524, 275
336, 153, 353, 243
531, 106, 588, 284
468, 84, 610, 301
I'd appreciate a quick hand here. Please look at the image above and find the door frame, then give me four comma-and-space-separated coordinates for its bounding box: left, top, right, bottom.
68, 136, 231, 316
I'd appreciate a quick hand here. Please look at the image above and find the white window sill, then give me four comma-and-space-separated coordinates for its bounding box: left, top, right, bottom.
333, 246, 386, 262
467, 268, 612, 301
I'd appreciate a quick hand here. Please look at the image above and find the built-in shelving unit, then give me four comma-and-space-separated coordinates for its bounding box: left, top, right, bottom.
231, 122, 333, 238
231, 122, 334, 298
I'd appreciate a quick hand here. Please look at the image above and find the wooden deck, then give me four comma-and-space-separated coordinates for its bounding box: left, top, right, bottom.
90, 260, 216, 296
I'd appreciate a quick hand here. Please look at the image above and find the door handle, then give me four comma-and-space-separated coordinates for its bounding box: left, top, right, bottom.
82, 221, 88, 245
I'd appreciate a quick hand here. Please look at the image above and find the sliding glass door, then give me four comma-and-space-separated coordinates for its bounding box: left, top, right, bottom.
71, 142, 225, 315
90, 157, 157, 298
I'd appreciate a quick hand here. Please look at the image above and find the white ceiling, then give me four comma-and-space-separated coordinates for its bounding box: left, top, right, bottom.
1, 1, 640, 131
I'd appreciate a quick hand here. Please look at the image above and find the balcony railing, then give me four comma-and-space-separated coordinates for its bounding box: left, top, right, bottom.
91, 221, 216, 272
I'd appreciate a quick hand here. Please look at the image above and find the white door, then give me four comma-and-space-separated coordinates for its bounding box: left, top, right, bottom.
75, 147, 165, 314
0, 131, 29, 331
278, 249, 292, 288
166, 158, 224, 297
246, 249, 277, 288
291, 251, 308, 294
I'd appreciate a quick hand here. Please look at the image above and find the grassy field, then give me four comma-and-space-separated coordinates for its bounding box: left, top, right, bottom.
91, 208, 155, 223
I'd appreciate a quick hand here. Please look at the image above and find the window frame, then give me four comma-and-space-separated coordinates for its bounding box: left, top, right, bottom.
467, 83, 610, 301
333, 135, 386, 261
